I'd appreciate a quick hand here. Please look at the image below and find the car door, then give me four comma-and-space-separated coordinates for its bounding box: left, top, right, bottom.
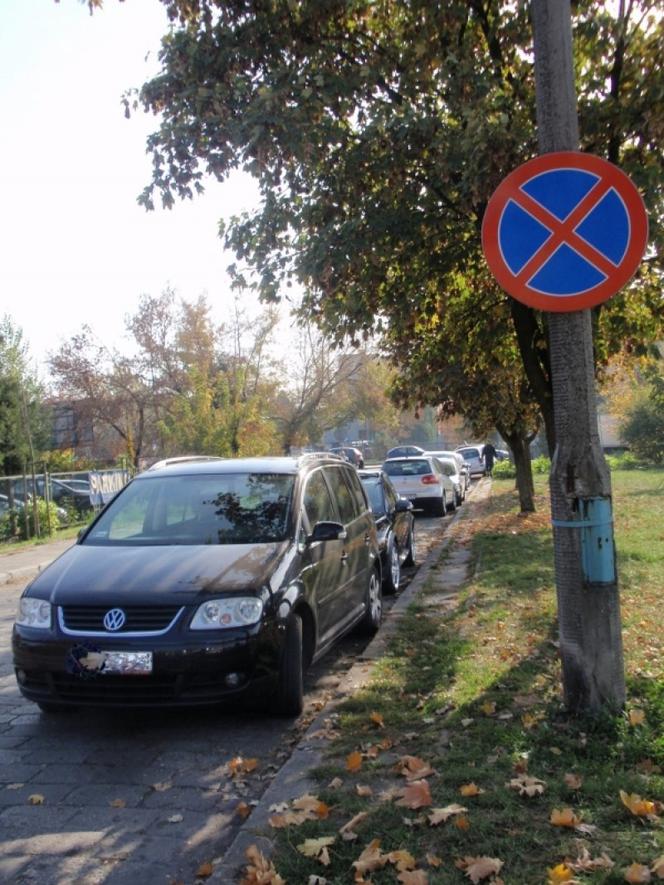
383, 478, 409, 556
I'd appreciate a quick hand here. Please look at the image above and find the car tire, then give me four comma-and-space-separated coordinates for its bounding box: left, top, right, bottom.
447, 492, 457, 512
358, 569, 382, 635
272, 613, 304, 717
403, 526, 415, 567
430, 492, 446, 517
383, 537, 400, 594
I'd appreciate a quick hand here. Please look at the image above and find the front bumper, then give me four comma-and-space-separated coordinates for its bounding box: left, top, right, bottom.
12, 620, 281, 708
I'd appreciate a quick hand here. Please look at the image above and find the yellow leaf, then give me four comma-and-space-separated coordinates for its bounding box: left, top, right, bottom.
297, 836, 335, 865
353, 839, 388, 876
293, 794, 330, 819
550, 808, 582, 828
395, 779, 432, 809
620, 790, 658, 818
481, 701, 496, 716
629, 708, 646, 726
624, 862, 652, 883
564, 773, 583, 790
370, 711, 385, 728
356, 784, 373, 797
459, 783, 484, 797
387, 849, 417, 871
398, 755, 436, 781
346, 751, 363, 773
27, 794, 44, 805
547, 864, 576, 883
196, 861, 214, 878
426, 854, 443, 868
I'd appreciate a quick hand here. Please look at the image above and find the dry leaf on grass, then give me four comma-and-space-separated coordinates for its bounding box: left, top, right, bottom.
629, 708, 646, 726
429, 804, 468, 825
297, 836, 336, 866
455, 855, 504, 883
620, 790, 660, 820
564, 773, 583, 790
356, 785, 373, 797
550, 808, 582, 828
481, 701, 496, 716
387, 849, 417, 871
370, 711, 385, 728
353, 839, 388, 877
508, 775, 545, 797
395, 779, 432, 809
397, 755, 436, 781
624, 862, 652, 883
455, 815, 471, 831
240, 845, 284, 885
426, 854, 443, 868
398, 871, 429, 884
459, 783, 484, 797
339, 811, 369, 842
346, 751, 363, 773
651, 856, 664, 878
546, 864, 578, 884
327, 777, 343, 789
566, 847, 614, 872
269, 794, 330, 828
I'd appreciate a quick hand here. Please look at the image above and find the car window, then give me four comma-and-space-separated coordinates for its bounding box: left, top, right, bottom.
439, 460, 456, 476
361, 478, 385, 515
303, 469, 337, 528
384, 459, 432, 476
383, 479, 398, 511
458, 447, 480, 459
344, 467, 369, 515
84, 473, 294, 545
324, 466, 358, 524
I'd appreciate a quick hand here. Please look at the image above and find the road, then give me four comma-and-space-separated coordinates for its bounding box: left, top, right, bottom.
0, 511, 452, 885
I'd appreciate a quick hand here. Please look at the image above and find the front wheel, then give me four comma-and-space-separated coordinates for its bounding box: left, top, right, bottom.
383, 538, 400, 594
358, 569, 383, 635
272, 613, 304, 717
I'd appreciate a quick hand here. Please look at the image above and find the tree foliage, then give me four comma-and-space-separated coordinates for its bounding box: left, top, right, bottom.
133, 0, 663, 469
620, 358, 664, 464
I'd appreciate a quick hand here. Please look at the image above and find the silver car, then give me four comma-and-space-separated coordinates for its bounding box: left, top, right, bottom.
382, 456, 456, 517
455, 445, 486, 478
426, 450, 471, 494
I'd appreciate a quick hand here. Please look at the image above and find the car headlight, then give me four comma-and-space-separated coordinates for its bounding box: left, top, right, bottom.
16, 598, 52, 629
190, 597, 264, 630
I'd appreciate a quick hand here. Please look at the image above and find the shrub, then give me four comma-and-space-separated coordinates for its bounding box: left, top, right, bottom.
531, 455, 551, 474
0, 498, 61, 541
606, 451, 643, 471
492, 459, 516, 479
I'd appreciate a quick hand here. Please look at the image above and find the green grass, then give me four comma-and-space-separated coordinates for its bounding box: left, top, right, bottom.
259, 470, 664, 884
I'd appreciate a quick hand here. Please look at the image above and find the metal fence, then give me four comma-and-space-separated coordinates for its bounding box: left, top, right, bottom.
0, 468, 132, 541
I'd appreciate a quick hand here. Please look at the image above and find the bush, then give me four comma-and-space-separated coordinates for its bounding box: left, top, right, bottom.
531, 455, 551, 474
492, 459, 516, 479
606, 451, 643, 471
0, 498, 61, 541
620, 400, 664, 465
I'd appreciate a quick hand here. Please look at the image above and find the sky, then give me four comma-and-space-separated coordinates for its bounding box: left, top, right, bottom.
0, 0, 274, 378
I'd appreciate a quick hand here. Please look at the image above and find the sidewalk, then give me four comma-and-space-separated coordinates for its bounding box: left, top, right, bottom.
0, 537, 74, 584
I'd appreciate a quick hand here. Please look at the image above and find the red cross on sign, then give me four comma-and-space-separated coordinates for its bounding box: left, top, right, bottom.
482, 152, 648, 312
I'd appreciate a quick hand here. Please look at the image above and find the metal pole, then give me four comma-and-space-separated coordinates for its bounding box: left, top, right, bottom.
531, 0, 625, 712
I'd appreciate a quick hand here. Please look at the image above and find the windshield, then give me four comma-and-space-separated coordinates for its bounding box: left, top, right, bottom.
383, 459, 432, 477
83, 473, 295, 546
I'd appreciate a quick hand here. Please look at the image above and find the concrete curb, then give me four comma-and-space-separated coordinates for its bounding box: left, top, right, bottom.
209, 494, 476, 883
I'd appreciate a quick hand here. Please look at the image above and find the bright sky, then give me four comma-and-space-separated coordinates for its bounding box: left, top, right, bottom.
0, 0, 272, 377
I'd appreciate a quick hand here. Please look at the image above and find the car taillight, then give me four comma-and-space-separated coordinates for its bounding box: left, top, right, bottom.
421, 474, 439, 485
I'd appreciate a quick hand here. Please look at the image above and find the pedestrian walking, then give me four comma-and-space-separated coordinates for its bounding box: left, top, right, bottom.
483, 442, 497, 477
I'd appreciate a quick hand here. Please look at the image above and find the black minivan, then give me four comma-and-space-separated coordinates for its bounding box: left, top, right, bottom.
12, 455, 382, 716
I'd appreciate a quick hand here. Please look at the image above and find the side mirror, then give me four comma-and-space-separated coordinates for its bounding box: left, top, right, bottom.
308, 521, 347, 543
395, 498, 413, 513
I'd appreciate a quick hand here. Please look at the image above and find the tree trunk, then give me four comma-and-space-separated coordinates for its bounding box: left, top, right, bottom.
499, 424, 535, 513
532, 0, 625, 713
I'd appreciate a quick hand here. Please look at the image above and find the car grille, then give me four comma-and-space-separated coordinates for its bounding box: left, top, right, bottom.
60, 605, 183, 634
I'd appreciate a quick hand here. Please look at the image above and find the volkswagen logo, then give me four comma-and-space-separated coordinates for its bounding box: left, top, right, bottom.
103, 608, 126, 632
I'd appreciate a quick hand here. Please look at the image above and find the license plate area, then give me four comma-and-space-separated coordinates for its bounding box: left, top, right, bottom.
102, 651, 153, 675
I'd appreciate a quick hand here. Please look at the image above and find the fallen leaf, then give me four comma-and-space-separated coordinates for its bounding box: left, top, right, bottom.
356, 785, 373, 797
426, 854, 443, 868
567, 848, 614, 872
547, 864, 577, 883
461, 718, 474, 727
398, 871, 429, 884
521, 712, 543, 730
327, 777, 343, 789
353, 839, 388, 876
550, 747, 562, 756
346, 751, 363, 773
429, 803, 468, 825
564, 773, 583, 790
370, 711, 385, 728
455, 815, 471, 831
396, 779, 432, 809
27, 794, 44, 805
240, 845, 284, 885
459, 783, 484, 797
550, 808, 582, 828
339, 810, 368, 841
398, 755, 436, 781
196, 861, 214, 878
297, 836, 335, 865
620, 790, 659, 819
481, 701, 496, 716
236, 802, 252, 820
629, 709, 646, 727
167, 813, 184, 823
456, 855, 504, 883
110, 799, 126, 808
308, 877, 328, 885
152, 781, 172, 792
229, 757, 259, 778
651, 856, 664, 878
624, 862, 652, 883
508, 775, 545, 797
269, 802, 290, 813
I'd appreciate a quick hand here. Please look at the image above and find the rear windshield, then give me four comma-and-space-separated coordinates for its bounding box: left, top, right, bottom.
458, 448, 480, 459
83, 473, 294, 545
383, 459, 432, 477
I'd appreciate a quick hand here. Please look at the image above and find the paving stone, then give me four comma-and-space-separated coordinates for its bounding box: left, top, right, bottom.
142, 784, 226, 812
0, 853, 32, 881
59, 783, 148, 808
66, 806, 162, 834
0, 803, 79, 835
0, 763, 43, 784
0, 781, 77, 807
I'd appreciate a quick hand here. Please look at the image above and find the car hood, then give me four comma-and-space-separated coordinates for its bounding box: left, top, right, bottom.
26, 541, 291, 606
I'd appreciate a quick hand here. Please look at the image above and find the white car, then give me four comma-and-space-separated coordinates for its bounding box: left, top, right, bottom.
455, 445, 486, 478
432, 456, 466, 507
382, 456, 457, 517
426, 450, 471, 494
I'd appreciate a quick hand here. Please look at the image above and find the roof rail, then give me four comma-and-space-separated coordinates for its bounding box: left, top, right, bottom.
298, 451, 346, 464
147, 455, 224, 471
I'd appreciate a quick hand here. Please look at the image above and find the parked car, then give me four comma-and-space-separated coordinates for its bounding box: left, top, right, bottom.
12, 455, 382, 717
455, 445, 486, 478
385, 445, 426, 459
33, 477, 92, 516
428, 456, 466, 507
382, 456, 456, 516
426, 450, 471, 494
358, 469, 415, 594
330, 446, 365, 468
